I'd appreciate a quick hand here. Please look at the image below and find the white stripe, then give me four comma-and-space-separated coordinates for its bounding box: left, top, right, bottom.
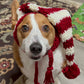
28, 3, 39, 12
65, 47, 74, 56
60, 28, 72, 42
47, 10, 70, 25
17, 8, 25, 20
67, 61, 73, 66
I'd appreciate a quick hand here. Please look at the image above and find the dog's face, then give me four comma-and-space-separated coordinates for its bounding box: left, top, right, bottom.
11, 0, 55, 61
17, 13, 55, 61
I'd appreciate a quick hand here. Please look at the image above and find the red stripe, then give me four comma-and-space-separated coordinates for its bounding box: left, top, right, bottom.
56, 17, 72, 34
20, 3, 32, 13
63, 38, 74, 49
38, 7, 64, 17
20, 3, 64, 16
51, 34, 60, 51
66, 54, 74, 61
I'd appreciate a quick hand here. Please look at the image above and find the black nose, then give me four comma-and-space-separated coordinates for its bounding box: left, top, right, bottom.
30, 43, 42, 55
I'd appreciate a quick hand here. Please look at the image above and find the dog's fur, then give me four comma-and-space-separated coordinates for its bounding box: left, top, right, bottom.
12, 0, 66, 84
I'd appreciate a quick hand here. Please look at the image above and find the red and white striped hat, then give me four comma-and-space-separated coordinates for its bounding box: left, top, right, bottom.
13, 3, 80, 84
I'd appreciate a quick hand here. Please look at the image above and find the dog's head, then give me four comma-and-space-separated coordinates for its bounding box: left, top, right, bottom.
12, 0, 55, 61
11, 0, 80, 79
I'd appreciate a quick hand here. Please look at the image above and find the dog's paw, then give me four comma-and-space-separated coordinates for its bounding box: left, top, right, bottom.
54, 77, 61, 84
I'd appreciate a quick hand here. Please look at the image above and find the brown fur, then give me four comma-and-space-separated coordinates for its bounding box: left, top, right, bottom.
11, 0, 19, 29
12, 0, 23, 67
17, 15, 33, 46
13, 41, 23, 67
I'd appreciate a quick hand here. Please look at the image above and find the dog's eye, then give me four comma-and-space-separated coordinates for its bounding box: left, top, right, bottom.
42, 25, 49, 32
21, 25, 29, 32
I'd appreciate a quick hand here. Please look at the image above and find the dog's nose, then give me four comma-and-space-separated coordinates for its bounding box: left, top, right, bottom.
30, 43, 42, 55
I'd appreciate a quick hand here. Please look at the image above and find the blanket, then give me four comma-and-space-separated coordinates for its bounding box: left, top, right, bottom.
72, 4, 84, 43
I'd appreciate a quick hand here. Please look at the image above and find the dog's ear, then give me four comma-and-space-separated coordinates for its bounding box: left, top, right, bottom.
11, 0, 20, 30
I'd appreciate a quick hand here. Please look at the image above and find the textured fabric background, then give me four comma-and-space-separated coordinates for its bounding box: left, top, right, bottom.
0, 0, 82, 84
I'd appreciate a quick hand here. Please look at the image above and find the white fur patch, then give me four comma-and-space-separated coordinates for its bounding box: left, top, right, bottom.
47, 10, 70, 25
53, 44, 65, 74
19, 44, 64, 84
60, 28, 72, 42
19, 48, 35, 80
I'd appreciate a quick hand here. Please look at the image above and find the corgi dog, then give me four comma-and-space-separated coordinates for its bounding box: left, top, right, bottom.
11, 0, 80, 84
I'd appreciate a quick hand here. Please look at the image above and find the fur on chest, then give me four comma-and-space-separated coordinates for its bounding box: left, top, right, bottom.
19, 44, 65, 83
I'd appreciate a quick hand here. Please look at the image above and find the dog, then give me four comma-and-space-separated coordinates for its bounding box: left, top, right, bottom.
11, 0, 80, 84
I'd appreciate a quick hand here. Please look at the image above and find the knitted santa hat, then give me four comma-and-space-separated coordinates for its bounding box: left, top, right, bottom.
13, 3, 80, 84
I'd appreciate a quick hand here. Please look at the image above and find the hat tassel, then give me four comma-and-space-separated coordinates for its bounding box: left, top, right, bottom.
62, 63, 80, 79
34, 62, 39, 84
44, 50, 54, 84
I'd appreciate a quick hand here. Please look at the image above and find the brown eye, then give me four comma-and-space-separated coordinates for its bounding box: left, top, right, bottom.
21, 25, 29, 32
42, 25, 49, 32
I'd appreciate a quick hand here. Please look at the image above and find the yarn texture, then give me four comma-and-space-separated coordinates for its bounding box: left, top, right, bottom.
13, 3, 80, 84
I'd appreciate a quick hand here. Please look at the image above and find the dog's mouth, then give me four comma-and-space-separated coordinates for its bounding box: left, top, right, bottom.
30, 56, 41, 61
